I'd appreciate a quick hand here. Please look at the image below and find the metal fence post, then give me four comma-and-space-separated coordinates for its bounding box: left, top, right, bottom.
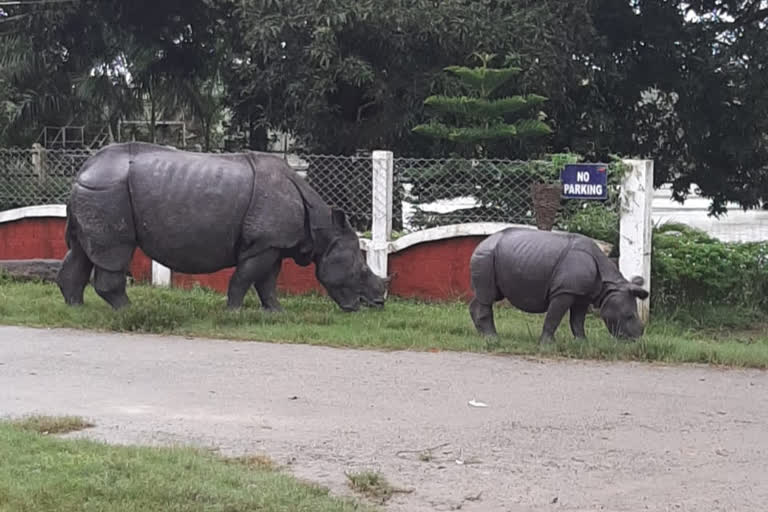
619, 159, 654, 323
369, 150, 394, 278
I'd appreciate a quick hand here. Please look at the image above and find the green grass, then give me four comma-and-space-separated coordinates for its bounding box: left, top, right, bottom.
345, 471, 410, 504
6, 414, 94, 435
0, 419, 374, 512
1, 279, 767, 368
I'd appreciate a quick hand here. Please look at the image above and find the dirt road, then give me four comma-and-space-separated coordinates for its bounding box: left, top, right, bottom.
1, 325, 766, 511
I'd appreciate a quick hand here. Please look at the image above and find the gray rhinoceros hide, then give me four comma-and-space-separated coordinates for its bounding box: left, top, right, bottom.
56, 142, 389, 313
469, 227, 649, 345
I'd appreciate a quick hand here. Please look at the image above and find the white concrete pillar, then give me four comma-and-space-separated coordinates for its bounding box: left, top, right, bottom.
619, 159, 654, 323
151, 260, 172, 287
368, 150, 394, 277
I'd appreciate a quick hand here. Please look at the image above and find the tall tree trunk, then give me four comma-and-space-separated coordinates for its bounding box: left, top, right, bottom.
149, 79, 156, 143
203, 118, 211, 152
248, 113, 268, 151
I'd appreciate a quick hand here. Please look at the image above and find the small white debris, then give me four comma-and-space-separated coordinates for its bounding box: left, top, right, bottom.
468, 399, 488, 408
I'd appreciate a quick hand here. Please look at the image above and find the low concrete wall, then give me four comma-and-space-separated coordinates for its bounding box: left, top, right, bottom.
0, 206, 613, 302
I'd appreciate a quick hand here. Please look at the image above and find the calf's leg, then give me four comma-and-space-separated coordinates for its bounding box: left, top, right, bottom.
539, 294, 575, 345
569, 303, 589, 339
253, 256, 284, 312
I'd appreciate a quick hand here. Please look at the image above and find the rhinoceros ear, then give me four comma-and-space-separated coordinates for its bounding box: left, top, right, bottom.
331, 208, 349, 231
630, 275, 645, 287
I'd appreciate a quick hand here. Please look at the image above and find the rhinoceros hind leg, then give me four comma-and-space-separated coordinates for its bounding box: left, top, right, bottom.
57, 242, 94, 306
539, 295, 575, 345
470, 297, 498, 337
569, 303, 589, 340
93, 267, 130, 310
253, 257, 284, 313
227, 249, 281, 310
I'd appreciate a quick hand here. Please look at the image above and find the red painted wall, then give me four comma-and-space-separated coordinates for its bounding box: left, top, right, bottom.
388, 236, 484, 301
172, 259, 327, 295
0, 217, 68, 261
1, 217, 487, 301
0, 217, 152, 282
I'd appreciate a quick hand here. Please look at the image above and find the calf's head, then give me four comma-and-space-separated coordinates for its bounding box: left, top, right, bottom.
315, 209, 391, 312
599, 276, 650, 340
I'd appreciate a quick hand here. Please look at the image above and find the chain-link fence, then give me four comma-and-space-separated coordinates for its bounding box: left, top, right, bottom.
295, 153, 377, 233
0, 148, 94, 210
0, 147, 378, 233
395, 157, 624, 250
6, 145, 767, 260
1, 147, 627, 246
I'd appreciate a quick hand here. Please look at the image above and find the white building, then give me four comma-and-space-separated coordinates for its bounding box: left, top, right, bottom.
652, 184, 768, 243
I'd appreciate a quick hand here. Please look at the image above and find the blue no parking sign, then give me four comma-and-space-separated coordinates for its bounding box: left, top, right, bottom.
561, 163, 608, 200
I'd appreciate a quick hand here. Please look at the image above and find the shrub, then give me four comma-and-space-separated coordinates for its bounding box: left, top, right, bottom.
560, 202, 620, 255
651, 223, 768, 311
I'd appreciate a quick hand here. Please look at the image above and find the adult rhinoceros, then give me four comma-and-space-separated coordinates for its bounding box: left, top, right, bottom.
56, 142, 390, 312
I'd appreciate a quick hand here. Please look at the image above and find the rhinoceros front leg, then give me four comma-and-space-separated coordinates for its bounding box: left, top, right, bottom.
569, 303, 589, 340
226, 249, 281, 310
253, 257, 284, 313
539, 294, 575, 345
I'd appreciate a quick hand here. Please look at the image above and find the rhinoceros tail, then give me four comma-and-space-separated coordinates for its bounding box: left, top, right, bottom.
63, 202, 76, 250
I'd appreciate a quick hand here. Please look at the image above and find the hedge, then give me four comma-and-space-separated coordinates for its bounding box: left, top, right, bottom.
651, 223, 768, 311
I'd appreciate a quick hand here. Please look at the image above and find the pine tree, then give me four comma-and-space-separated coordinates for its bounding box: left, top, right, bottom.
405, 53, 555, 229
412, 52, 552, 158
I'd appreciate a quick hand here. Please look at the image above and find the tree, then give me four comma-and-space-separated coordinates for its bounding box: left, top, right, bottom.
0, 0, 224, 148
223, 0, 602, 156
411, 52, 552, 159
403, 52, 556, 229
1, 0, 766, 216
576, 0, 768, 214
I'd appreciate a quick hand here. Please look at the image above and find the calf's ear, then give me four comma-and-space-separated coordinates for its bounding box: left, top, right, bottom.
629, 285, 649, 300
630, 275, 644, 286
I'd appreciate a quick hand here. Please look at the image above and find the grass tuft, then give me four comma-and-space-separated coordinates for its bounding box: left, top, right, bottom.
0, 281, 766, 368
346, 471, 410, 503
8, 414, 94, 435
223, 454, 278, 471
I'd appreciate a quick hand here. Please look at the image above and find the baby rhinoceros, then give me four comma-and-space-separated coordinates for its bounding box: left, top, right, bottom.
469, 228, 649, 344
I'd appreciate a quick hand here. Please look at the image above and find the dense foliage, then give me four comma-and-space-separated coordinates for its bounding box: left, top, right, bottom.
1, 0, 767, 213
652, 224, 768, 311
0, 0, 226, 149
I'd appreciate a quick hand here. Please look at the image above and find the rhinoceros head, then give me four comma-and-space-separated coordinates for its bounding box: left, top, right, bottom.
599, 276, 650, 340
315, 208, 390, 312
